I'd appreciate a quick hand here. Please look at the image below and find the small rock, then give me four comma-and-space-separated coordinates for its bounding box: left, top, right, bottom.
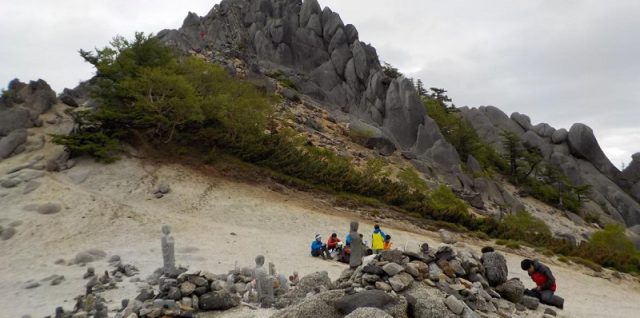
1, 178, 21, 188
544, 308, 557, 316
156, 183, 171, 194
1, 227, 17, 240
520, 295, 539, 310
22, 181, 41, 194
83, 267, 95, 279
439, 229, 458, 244
51, 275, 65, 286
445, 295, 465, 315
375, 281, 392, 292
382, 262, 404, 276
181, 281, 196, 296
388, 272, 413, 292
24, 281, 40, 289
108, 255, 121, 263
36, 203, 62, 215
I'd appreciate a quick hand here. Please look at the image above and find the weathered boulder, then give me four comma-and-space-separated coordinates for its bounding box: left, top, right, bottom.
520, 295, 540, 310
495, 278, 525, 303
382, 77, 426, 149
275, 296, 341, 318
438, 229, 458, 244
551, 128, 568, 144
382, 263, 405, 276
334, 290, 396, 315
402, 282, 458, 318
444, 295, 465, 315
481, 251, 508, 287
0, 106, 32, 136
199, 290, 240, 310
510, 112, 532, 131
622, 153, 640, 188
344, 307, 393, 318
74, 249, 107, 264
0, 129, 28, 159
567, 123, 620, 180
388, 272, 414, 292
532, 122, 556, 138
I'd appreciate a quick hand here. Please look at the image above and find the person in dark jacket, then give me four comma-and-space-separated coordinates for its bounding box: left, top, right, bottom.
521, 259, 564, 309
311, 234, 332, 259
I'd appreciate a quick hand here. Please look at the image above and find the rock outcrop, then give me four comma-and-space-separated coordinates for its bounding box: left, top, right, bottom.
459, 105, 640, 228
0, 79, 57, 160
157, 0, 468, 188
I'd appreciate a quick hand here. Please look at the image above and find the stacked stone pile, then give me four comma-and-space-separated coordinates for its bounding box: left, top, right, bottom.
47, 244, 558, 318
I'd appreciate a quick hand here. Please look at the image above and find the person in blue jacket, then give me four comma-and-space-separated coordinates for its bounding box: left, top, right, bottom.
311, 234, 332, 259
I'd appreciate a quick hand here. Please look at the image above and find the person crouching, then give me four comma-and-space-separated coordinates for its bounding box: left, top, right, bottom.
521, 259, 564, 309
311, 234, 332, 260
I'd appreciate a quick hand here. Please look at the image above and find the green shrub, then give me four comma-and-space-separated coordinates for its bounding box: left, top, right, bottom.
51, 132, 120, 163
496, 211, 551, 242
558, 256, 570, 263
576, 224, 640, 272
349, 126, 374, 144
506, 241, 521, 249
495, 239, 508, 246
397, 167, 429, 193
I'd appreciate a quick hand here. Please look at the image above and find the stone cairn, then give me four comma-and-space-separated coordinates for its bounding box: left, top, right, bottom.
161, 225, 176, 275
47, 228, 556, 318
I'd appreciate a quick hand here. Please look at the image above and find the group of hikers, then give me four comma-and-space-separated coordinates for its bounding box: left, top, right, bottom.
310, 225, 564, 310
310, 224, 392, 263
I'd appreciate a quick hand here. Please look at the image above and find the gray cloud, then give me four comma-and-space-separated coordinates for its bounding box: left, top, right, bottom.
1, 0, 638, 167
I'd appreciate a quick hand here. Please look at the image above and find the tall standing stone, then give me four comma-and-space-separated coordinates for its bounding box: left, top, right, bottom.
161, 225, 176, 275
253, 255, 274, 307
349, 221, 364, 268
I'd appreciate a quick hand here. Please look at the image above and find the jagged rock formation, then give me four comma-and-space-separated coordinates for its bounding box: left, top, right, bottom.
622, 153, 640, 202
460, 105, 640, 230
0, 79, 56, 159
157, 0, 469, 189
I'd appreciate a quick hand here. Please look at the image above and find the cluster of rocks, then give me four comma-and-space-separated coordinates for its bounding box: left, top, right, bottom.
0, 79, 56, 159
43, 222, 561, 318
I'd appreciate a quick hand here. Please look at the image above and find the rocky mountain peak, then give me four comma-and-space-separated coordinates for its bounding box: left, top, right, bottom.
158, 0, 468, 188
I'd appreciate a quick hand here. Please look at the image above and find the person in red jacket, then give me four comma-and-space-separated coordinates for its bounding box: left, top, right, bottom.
327, 233, 341, 250
521, 259, 564, 309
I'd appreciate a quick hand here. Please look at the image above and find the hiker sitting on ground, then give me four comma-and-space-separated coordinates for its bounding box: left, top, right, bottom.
371, 224, 386, 254
327, 233, 342, 251
310, 234, 332, 259
521, 259, 565, 309
383, 234, 392, 250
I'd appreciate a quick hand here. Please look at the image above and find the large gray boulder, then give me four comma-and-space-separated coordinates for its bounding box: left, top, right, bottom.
274, 290, 343, 318
551, 128, 568, 144
345, 307, 393, 318
622, 153, 640, 186
567, 123, 620, 180
402, 282, 458, 318
334, 290, 396, 315
495, 278, 525, 303
199, 290, 240, 310
481, 251, 508, 287
510, 112, 532, 130
299, 0, 321, 28
532, 122, 556, 138
0, 106, 32, 136
0, 129, 28, 159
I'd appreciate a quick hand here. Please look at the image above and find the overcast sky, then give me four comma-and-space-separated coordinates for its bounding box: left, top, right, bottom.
1, 0, 638, 168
